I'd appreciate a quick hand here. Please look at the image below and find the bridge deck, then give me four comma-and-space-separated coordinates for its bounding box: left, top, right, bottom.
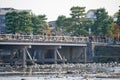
0, 34, 88, 46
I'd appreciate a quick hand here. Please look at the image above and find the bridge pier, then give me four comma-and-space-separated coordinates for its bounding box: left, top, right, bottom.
32, 46, 64, 64
69, 47, 73, 62
0, 45, 88, 65
22, 47, 26, 68
84, 46, 87, 64
10, 49, 17, 65
41, 50, 45, 64
54, 49, 57, 64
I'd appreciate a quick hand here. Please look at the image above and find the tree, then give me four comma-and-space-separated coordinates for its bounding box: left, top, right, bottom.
63, 18, 73, 35
92, 8, 113, 37
38, 14, 48, 30
55, 6, 89, 36
31, 15, 42, 34
113, 23, 120, 39
5, 11, 19, 34
31, 14, 48, 35
69, 6, 88, 36
103, 17, 114, 37
55, 15, 66, 35
116, 6, 120, 26
18, 11, 33, 34
113, 6, 120, 40
5, 11, 33, 34
38, 14, 49, 35
56, 15, 66, 29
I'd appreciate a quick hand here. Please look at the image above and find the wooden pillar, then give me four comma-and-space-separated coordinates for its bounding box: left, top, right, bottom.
54, 49, 57, 64
22, 48, 26, 68
84, 47, 87, 64
70, 47, 73, 62
10, 49, 14, 64
42, 50, 45, 64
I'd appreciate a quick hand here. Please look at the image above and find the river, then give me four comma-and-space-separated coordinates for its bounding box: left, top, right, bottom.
0, 76, 120, 80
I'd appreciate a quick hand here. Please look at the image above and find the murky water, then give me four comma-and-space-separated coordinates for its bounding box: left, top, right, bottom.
0, 76, 120, 80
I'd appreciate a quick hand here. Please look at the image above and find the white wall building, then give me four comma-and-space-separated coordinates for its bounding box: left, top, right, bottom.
86, 9, 96, 21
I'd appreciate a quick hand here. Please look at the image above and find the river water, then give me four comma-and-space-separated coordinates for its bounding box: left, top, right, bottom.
0, 76, 120, 80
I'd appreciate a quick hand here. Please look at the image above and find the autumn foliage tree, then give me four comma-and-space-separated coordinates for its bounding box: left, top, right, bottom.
113, 6, 120, 40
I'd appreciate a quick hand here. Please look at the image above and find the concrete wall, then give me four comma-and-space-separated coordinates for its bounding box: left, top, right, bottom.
93, 45, 120, 62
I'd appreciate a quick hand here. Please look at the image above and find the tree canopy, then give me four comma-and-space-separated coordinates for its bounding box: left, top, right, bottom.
5, 6, 118, 37
5, 11, 33, 34
5, 11, 19, 34
92, 8, 113, 37
31, 14, 48, 34
56, 6, 89, 36
116, 6, 120, 26
5, 11, 48, 35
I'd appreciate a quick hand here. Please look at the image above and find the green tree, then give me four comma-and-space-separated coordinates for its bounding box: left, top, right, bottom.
56, 15, 66, 29
63, 18, 73, 35
55, 15, 66, 34
116, 6, 120, 26
92, 8, 113, 37
18, 11, 33, 34
5, 11, 19, 34
38, 14, 49, 29
31, 15, 42, 34
69, 6, 88, 36
5, 11, 33, 34
102, 17, 114, 37
31, 14, 48, 35
38, 15, 49, 35
55, 6, 89, 36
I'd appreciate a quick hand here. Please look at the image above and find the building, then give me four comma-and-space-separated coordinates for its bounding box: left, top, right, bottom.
48, 21, 56, 35
0, 8, 16, 34
113, 12, 118, 22
0, 8, 31, 34
86, 9, 96, 21
48, 21, 56, 30
48, 21, 63, 36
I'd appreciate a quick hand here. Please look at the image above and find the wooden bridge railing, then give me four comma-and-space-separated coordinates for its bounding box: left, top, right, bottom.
0, 34, 89, 43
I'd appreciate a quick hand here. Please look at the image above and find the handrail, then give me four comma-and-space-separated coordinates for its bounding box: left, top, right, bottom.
0, 34, 89, 43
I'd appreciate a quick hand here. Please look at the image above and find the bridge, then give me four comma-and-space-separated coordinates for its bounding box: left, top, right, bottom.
0, 34, 90, 66
0, 34, 111, 67
0, 34, 88, 46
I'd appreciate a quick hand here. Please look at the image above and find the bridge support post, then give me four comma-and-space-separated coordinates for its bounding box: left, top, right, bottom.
70, 47, 73, 62
84, 46, 87, 63
54, 49, 57, 64
87, 39, 93, 62
22, 47, 26, 68
10, 49, 14, 65
42, 51, 45, 64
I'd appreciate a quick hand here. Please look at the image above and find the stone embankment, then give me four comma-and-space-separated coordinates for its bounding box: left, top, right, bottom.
0, 63, 120, 78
